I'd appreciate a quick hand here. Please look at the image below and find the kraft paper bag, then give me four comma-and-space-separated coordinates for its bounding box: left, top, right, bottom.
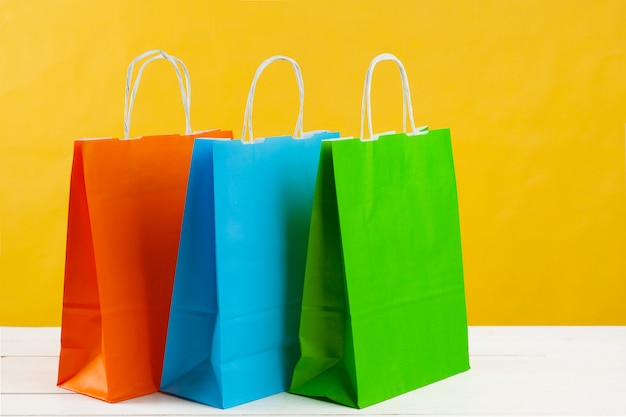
160, 55, 339, 408
58, 50, 232, 402
290, 53, 470, 408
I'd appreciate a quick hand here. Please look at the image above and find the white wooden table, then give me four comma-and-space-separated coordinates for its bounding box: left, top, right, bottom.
1, 326, 625, 416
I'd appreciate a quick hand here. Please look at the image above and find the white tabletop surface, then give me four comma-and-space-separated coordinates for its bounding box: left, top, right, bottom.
1, 326, 625, 416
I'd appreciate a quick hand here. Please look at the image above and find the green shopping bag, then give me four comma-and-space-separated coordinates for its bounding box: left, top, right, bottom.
290, 53, 470, 408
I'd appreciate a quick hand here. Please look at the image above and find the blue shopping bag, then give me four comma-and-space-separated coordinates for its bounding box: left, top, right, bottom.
160, 56, 339, 409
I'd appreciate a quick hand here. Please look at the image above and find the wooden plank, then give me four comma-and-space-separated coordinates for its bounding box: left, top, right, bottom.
0, 392, 350, 416
468, 326, 626, 356
4, 326, 626, 358
1, 357, 65, 394
1, 327, 60, 357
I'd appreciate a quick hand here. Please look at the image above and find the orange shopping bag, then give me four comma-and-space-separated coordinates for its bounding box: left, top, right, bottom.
57, 50, 233, 402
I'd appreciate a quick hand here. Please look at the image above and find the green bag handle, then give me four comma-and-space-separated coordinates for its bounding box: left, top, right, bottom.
241, 55, 305, 144
360, 53, 428, 141
123, 49, 192, 139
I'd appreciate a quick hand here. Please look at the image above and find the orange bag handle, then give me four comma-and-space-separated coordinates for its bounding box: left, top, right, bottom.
123, 49, 192, 139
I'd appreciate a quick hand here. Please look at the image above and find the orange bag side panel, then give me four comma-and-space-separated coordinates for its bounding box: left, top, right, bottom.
58, 140, 109, 400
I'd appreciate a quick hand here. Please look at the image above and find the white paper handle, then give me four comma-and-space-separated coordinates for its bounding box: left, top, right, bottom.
123, 49, 192, 139
360, 53, 426, 141
241, 55, 305, 144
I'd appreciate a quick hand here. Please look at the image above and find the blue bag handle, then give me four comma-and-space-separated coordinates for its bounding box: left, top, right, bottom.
241, 55, 305, 144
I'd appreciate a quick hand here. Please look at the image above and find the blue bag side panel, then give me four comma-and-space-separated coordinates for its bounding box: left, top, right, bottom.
160, 139, 223, 406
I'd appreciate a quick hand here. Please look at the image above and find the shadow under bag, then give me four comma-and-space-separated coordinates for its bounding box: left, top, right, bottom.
290, 53, 470, 408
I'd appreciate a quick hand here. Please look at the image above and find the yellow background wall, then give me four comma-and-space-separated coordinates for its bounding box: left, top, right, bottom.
1, 0, 624, 326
